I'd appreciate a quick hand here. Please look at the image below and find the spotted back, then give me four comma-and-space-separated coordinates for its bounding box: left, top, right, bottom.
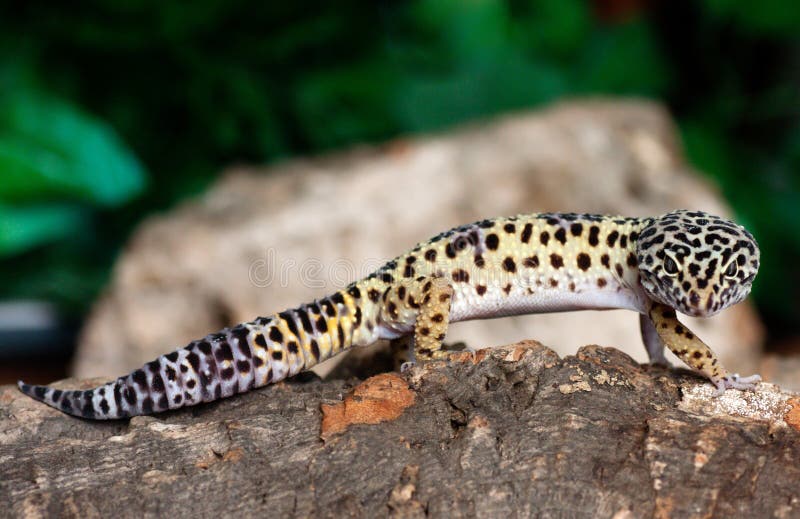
636, 210, 759, 317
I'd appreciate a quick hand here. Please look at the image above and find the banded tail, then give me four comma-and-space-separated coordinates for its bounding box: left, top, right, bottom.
18, 287, 370, 419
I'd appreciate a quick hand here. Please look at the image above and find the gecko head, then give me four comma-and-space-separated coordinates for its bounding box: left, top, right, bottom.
636, 210, 760, 317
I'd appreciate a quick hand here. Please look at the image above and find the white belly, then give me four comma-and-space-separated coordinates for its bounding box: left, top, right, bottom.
448, 277, 647, 323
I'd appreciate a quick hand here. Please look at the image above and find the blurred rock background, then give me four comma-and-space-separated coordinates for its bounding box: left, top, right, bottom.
0, 1, 798, 388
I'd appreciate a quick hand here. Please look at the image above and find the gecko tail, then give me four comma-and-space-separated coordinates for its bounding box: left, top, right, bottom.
17, 322, 273, 419
17, 379, 123, 419
17, 288, 363, 420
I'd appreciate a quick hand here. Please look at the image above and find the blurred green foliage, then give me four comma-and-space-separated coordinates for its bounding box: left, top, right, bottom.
0, 0, 798, 335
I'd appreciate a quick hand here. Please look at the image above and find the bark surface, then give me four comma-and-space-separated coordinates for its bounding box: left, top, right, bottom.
3, 341, 799, 518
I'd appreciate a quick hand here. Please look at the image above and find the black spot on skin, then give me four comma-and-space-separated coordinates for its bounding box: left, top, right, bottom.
445, 243, 457, 258
214, 385, 222, 400
33, 386, 47, 399
354, 306, 362, 328
132, 369, 148, 387
550, 254, 564, 269
197, 341, 212, 355
607, 231, 619, 247
141, 397, 153, 414
221, 367, 235, 380
287, 341, 299, 354
682, 281, 691, 291
408, 296, 420, 309
688, 263, 701, 277
420, 327, 430, 336
550, 279, 559, 287
297, 309, 314, 334
503, 283, 512, 295
662, 309, 677, 319
432, 313, 444, 323
521, 223, 533, 243
546, 217, 560, 225
601, 254, 610, 268
331, 292, 345, 305
180, 364, 188, 373
504, 223, 516, 234
476, 285, 487, 295
627, 252, 637, 268
406, 256, 416, 264
404, 265, 415, 278
485, 234, 500, 250
113, 387, 126, 409
165, 351, 179, 363
615, 264, 624, 277
254, 356, 265, 367
503, 257, 516, 273
577, 253, 591, 271
588, 226, 600, 246
368, 289, 380, 302
338, 324, 346, 346
52, 389, 63, 403
279, 311, 300, 337
675, 324, 684, 335
215, 342, 234, 362
690, 292, 701, 306
597, 278, 607, 287
381, 273, 395, 283
269, 327, 284, 343
569, 282, 576, 291
348, 286, 361, 299
425, 249, 437, 262
478, 219, 494, 228
452, 269, 470, 283
388, 301, 398, 318
570, 223, 583, 237
523, 256, 539, 268
554, 228, 567, 244
310, 339, 320, 360
272, 350, 283, 361
174, 394, 183, 405
620, 235, 628, 248
151, 374, 165, 393
692, 350, 703, 359
540, 231, 550, 246
121, 386, 137, 406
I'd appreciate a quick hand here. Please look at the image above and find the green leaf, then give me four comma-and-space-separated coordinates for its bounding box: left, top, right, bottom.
0, 203, 87, 256
0, 90, 147, 206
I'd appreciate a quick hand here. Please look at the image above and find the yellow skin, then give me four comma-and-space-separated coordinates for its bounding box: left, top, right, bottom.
19, 210, 761, 419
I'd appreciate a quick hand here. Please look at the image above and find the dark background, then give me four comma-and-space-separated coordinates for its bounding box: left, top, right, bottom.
1, 0, 798, 382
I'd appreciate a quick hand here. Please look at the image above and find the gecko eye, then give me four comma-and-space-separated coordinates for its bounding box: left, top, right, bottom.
453, 236, 470, 251
663, 254, 679, 276
724, 261, 738, 278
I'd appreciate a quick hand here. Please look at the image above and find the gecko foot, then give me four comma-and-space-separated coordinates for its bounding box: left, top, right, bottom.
400, 361, 416, 373
713, 373, 762, 396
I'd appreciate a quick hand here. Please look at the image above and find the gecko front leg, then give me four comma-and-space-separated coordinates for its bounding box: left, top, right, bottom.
639, 313, 669, 366
648, 302, 760, 394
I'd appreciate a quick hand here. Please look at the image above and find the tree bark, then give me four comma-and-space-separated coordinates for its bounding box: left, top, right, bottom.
2, 341, 799, 518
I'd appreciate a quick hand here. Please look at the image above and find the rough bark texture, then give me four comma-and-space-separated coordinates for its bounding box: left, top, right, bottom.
3, 341, 799, 518
72, 99, 763, 381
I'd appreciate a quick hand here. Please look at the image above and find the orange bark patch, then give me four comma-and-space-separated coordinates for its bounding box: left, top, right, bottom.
320, 373, 415, 440
785, 398, 800, 432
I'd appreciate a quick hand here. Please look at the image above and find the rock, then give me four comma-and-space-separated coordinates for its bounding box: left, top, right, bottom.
72, 99, 763, 381
3, 341, 798, 517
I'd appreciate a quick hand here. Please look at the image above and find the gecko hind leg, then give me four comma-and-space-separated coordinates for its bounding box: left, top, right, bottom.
413, 277, 453, 362
648, 303, 760, 394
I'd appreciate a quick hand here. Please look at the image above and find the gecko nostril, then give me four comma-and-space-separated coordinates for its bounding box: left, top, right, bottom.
689, 292, 701, 307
